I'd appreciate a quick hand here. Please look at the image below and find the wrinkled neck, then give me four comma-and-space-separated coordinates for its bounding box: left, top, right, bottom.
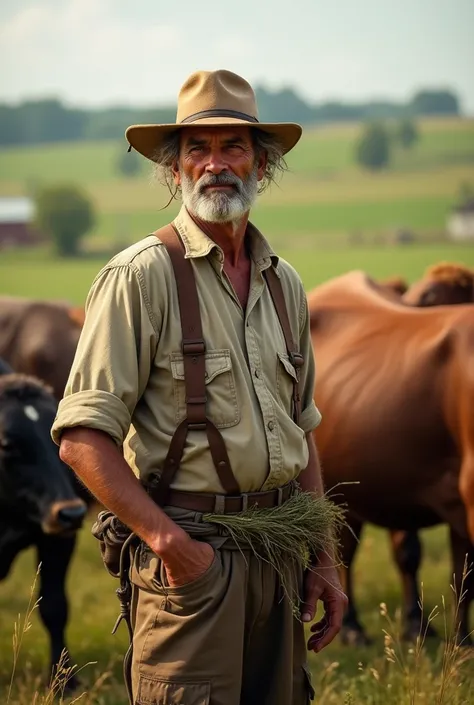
187, 210, 249, 266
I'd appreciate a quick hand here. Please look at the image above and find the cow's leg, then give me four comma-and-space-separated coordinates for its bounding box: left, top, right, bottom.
448, 528, 474, 645
35, 533, 79, 692
389, 529, 438, 641
339, 516, 371, 646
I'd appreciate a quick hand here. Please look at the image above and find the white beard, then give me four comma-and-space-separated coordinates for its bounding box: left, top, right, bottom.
181, 168, 258, 223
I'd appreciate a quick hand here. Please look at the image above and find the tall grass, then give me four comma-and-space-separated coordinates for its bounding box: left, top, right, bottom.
5, 566, 106, 705
4, 562, 474, 704
311, 560, 474, 704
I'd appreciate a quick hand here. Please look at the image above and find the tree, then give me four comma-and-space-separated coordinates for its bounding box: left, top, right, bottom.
255, 86, 314, 124
410, 90, 460, 116
355, 123, 391, 171
456, 180, 474, 208
35, 185, 95, 256
396, 119, 419, 149
117, 146, 142, 178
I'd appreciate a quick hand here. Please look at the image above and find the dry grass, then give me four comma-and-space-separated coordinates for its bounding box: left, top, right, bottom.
5, 565, 106, 705
4, 555, 474, 704
204, 489, 347, 609
309, 559, 474, 704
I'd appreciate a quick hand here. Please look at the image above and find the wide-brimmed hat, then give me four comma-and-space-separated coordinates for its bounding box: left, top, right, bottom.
125, 69, 302, 162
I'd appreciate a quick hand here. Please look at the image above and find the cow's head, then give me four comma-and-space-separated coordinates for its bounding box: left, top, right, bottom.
403, 263, 474, 307
0, 374, 86, 535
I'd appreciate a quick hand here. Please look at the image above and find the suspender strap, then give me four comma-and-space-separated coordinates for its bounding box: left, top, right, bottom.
153, 224, 240, 504
263, 267, 304, 425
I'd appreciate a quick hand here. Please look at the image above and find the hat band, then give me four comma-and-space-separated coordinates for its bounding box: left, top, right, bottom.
180, 109, 259, 125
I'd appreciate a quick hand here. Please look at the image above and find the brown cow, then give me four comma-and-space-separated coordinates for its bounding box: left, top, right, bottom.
378, 275, 409, 297
309, 271, 474, 645
0, 297, 84, 401
403, 263, 474, 307
382, 262, 474, 641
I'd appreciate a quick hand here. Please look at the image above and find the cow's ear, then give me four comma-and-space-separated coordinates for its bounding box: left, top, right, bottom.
68, 307, 85, 328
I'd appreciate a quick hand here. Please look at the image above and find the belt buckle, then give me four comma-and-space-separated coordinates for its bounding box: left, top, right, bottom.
213, 493, 250, 514
213, 495, 226, 514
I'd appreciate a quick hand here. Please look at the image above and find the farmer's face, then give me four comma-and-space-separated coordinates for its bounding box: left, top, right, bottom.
172, 126, 266, 222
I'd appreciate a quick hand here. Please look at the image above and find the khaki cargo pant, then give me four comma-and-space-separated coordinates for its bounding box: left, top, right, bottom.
129, 509, 315, 705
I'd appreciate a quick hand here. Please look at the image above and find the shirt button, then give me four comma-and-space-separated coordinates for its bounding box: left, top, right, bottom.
267, 421, 275, 431
254, 369, 260, 378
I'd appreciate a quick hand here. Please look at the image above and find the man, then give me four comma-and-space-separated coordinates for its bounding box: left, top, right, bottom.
52, 69, 346, 705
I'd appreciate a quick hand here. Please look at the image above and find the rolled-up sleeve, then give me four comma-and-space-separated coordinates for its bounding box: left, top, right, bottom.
297, 283, 322, 433
51, 263, 159, 446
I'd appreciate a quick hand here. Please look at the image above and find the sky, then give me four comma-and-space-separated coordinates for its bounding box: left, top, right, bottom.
1, 0, 473, 113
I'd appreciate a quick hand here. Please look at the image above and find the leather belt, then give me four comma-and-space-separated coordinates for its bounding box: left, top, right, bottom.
147, 481, 295, 515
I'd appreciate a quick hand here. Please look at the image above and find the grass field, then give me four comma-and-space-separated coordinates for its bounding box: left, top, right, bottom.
1, 117, 474, 251
1, 243, 474, 305
1, 118, 474, 702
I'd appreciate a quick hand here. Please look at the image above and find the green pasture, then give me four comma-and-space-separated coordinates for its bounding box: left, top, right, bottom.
1, 243, 473, 305
1, 117, 473, 184
0, 116, 473, 252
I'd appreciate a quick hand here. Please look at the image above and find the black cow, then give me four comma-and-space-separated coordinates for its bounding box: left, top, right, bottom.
0, 366, 87, 687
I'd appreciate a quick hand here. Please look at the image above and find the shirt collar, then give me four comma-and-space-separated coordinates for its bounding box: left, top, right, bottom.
173, 205, 279, 271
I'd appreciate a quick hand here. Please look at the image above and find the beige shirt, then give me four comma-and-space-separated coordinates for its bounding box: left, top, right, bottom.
52, 206, 321, 493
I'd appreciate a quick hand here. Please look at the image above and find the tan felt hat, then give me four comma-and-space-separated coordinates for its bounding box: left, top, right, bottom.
125, 69, 302, 161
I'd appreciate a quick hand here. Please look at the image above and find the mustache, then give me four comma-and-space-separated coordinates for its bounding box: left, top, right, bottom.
197, 172, 243, 195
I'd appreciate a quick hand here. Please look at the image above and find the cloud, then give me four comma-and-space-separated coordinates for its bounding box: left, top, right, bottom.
0, 0, 472, 112
0, 0, 182, 105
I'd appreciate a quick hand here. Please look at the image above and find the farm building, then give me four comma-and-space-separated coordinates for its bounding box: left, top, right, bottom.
447, 198, 474, 241
0, 196, 43, 248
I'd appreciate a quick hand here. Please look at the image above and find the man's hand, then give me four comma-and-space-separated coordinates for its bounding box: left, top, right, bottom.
301, 555, 348, 653
157, 534, 215, 589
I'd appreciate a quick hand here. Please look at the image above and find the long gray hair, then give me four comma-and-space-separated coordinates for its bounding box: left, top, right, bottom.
152, 128, 288, 201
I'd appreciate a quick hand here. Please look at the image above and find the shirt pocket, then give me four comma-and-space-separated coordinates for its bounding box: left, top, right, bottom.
170, 349, 240, 429
276, 351, 298, 415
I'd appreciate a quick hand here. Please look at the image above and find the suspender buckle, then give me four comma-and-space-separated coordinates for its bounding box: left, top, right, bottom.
182, 339, 206, 355
289, 352, 304, 369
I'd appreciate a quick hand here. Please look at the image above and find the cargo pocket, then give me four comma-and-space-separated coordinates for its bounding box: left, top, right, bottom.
170, 349, 240, 428
276, 352, 298, 415
136, 674, 210, 704
151, 551, 221, 599
302, 664, 315, 703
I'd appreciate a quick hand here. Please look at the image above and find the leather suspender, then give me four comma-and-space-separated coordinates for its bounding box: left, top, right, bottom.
263, 268, 303, 426
153, 224, 240, 505
152, 223, 304, 504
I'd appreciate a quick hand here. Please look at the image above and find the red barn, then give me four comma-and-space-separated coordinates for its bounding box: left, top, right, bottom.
0, 197, 44, 249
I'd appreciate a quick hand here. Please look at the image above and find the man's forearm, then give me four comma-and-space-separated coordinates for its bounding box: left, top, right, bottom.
59, 427, 189, 559
299, 431, 337, 561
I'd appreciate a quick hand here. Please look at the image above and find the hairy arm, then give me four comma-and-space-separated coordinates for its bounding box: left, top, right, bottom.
60, 427, 214, 586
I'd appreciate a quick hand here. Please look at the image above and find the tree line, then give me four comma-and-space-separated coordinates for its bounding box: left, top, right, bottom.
0, 88, 460, 148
